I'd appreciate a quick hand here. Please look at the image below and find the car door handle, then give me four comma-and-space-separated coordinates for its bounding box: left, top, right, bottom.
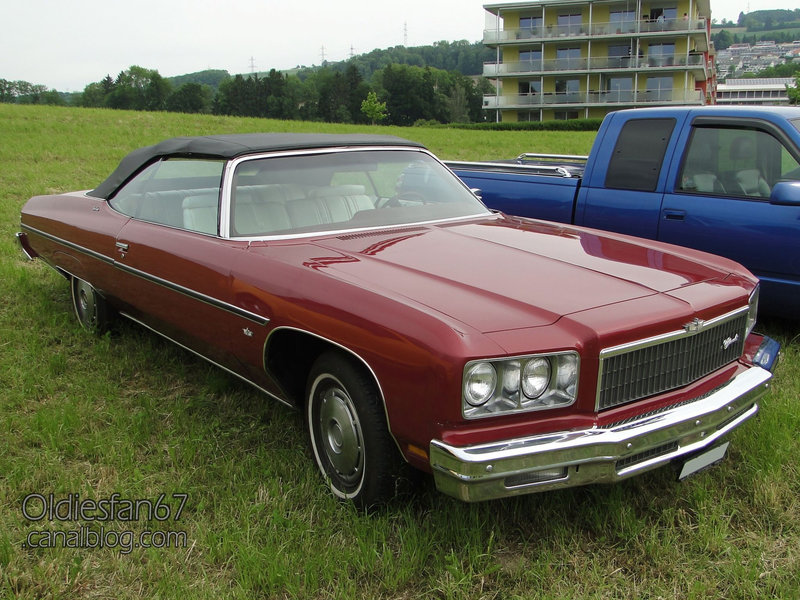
663, 209, 686, 221
115, 242, 129, 252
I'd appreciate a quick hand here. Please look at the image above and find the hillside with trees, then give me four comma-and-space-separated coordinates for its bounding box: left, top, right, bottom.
712, 8, 800, 49
0, 40, 493, 125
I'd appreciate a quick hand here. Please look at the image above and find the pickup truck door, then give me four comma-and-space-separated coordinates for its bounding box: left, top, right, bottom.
659, 118, 800, 314
577, 117, 679, 239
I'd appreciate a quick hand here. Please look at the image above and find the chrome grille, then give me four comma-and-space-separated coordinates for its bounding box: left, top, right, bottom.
597, 309, 748, 411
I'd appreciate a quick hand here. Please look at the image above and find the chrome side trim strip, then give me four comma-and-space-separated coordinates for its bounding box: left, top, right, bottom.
119, 311, 293, 409
20, 223, 115, 265
19, 223, 269, 326
114, 262, 269, 326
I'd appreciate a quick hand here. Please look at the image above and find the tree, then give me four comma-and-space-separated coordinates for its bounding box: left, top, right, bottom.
105, 66, 172, 111
788, 76, 800, 105
80, 82, 106, 107
361, 91, 387, 124
166, 82, 212, 113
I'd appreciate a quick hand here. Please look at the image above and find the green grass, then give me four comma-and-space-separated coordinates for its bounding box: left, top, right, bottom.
1, 104, 798, 599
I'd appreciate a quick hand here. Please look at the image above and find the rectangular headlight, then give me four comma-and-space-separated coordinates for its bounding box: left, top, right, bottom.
462, 352, 579, 419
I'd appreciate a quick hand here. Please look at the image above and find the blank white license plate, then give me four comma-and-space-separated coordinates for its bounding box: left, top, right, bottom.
678, 442, 730, 480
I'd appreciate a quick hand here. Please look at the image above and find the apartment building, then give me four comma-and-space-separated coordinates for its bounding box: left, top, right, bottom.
482, 0, 716, 121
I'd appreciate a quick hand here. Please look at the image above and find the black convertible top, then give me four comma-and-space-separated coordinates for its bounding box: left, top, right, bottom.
88, 133, 426, 199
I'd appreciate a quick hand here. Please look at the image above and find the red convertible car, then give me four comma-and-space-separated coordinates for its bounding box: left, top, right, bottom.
17, 133, 779, 507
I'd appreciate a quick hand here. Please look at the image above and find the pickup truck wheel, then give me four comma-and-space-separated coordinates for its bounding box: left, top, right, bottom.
71, 277, 111, 334
306, 352, 398, 509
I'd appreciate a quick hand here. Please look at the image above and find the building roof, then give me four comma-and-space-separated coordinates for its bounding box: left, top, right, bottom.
718, 78, 796, 91
483, 0, 711, 15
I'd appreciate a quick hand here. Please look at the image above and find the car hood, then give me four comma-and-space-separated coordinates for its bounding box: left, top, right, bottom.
294, 217, 744, 333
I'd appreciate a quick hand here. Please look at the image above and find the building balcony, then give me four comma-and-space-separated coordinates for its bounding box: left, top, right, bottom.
483, 53, 709, 77
482, 88, 705, 109
484, 18, 708, 45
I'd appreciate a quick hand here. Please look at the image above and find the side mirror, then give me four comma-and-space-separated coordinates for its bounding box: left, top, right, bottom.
770, 181, 800, 206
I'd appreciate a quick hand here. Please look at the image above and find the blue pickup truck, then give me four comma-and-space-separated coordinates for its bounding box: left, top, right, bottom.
448, 106, 800, 318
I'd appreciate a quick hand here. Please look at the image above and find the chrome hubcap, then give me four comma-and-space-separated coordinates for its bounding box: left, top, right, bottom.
75, 280, 97, 327
319, 385, 363, 484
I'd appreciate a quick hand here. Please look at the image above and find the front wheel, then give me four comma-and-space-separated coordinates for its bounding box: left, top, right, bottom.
71, 277, 111, 334
306, 352, 400, 509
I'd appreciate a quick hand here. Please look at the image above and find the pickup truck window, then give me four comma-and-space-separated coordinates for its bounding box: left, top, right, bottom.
605, 118, 675, 192
678, 126, 800, 198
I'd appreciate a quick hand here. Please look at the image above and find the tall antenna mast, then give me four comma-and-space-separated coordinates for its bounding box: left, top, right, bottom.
320, 45, 326, 63
249, 56, 256, 74
404, 21, 408, 46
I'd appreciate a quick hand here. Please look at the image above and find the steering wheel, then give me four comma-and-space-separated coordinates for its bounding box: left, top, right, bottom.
379, 191, 427, 208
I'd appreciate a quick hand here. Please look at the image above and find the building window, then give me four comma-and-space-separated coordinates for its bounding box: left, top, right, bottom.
518, 81, 542, 95
554, 110, 580, 120
520, 16, 543, 30
556, 47, 582, 69
518, 111, 542, 122
557, 13, 582, 35
610, 9, 636, 33
555, 78, 581, 102
646, 76, 673, 101
606, 77, 633, 102
608, 44, 635, 67
519, 49, 542, 65
648, 43, 675, 66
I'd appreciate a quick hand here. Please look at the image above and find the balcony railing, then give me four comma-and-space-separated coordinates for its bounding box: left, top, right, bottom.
483, 53, 707, 76
482, 88, 705, 109
484, 18, 707, 44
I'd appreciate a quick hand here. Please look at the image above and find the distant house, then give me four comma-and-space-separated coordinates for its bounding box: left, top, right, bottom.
481, 0, 715, 121
716, 78, 796, 105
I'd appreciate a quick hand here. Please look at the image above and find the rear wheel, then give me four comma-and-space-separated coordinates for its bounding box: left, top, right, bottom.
71, 277, 111, 334
306, 352, 399, 509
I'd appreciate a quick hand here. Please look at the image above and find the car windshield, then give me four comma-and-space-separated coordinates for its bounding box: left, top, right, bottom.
228, 149, 490, 237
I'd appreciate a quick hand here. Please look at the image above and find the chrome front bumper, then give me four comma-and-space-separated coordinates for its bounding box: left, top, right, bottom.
430, 366, 772, 502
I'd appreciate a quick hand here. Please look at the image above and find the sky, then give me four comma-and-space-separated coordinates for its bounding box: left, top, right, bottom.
2, 0, 798, 92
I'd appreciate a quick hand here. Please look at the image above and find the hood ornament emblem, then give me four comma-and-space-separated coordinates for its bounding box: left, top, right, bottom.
684, 317, 705, 333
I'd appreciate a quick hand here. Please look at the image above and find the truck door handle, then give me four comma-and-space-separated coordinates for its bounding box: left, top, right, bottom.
115, 242, 129, 252
663, 209, 686, 221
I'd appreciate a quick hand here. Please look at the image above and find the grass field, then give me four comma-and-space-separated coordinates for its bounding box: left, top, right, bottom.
1, 104, 798, 599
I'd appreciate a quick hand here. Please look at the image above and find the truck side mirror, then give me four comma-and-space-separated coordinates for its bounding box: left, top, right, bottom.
471, 188, 483, 200
770, 181, 800, 206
